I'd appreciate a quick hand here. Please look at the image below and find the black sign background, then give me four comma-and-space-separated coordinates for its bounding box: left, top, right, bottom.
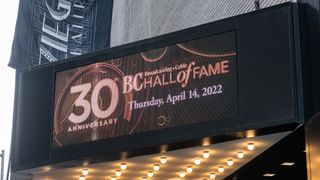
54, 32, 237, 147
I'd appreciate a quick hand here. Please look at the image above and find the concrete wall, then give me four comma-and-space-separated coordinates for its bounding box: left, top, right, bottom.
110, 0, 290, 47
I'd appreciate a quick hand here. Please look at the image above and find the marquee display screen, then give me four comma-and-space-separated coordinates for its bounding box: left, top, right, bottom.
53, 31, 238, 147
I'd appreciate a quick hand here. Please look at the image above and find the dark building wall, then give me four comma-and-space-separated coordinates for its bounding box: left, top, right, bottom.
299, 0, 320, 180
299, 0, 320, 118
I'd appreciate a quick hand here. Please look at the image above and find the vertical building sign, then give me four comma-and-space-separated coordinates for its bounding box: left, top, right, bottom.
9, 0, 113, 69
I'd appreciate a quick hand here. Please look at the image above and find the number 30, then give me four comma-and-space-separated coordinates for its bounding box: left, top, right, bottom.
68, 78, 119, 124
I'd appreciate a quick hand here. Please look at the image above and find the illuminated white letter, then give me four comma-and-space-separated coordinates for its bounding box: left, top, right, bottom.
46, 0, 71, 21
68, 83, 92, 124
123, 75, 133, 94
91, 79, 119, 119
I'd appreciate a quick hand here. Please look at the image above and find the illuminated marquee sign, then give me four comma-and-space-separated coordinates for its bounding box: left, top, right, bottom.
53, 31, 238, 147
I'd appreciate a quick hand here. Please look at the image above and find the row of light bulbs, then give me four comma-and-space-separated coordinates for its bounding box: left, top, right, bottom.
78, 162, 128, 180
110, 155, 168, 180
110, 162, 128, 180
177, 150, 210, 179
79, 168, 88, 180
77, 143, 255, 179
140, 155, 168, 180
177, 142, 255, 179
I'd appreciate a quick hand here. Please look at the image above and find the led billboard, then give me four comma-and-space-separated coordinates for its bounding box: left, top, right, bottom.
53, 31, 237, 147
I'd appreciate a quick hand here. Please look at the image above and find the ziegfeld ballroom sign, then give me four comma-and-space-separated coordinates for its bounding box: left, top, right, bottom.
53, 31, 238, 147
9, 0, 113, 69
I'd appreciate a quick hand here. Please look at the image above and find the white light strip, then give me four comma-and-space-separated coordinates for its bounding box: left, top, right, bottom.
263, 173, 276, 177
281, 162, 295, 166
